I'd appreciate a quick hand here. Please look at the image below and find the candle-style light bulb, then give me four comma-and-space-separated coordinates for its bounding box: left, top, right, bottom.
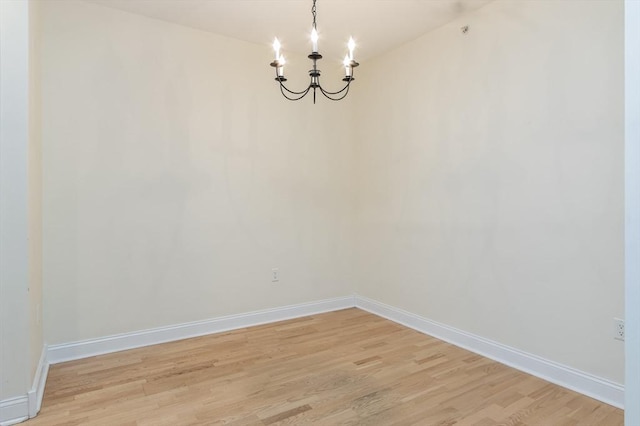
343, 54, 351, 77
277, 55, 286, 77
273, 38, 281, 61
311, 27, 319, 52
348, 37, 356, 60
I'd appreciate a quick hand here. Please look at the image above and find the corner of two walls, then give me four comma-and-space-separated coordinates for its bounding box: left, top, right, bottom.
353, 0, 625, 384
28, 0, 44, 386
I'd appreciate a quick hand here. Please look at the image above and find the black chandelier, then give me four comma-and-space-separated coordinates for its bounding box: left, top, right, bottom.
270, 0, 359, 104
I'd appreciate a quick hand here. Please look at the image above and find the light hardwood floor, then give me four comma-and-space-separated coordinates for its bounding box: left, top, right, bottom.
26, 309, 623, 425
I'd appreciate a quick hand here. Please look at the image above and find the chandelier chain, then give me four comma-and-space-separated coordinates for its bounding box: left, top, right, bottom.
312, 0, 317, 30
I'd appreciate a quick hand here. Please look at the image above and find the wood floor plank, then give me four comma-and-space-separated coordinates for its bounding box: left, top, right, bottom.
25, 308, 623, 425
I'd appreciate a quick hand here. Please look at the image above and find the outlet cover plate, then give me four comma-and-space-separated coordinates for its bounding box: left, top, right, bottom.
614, 318, 625, 341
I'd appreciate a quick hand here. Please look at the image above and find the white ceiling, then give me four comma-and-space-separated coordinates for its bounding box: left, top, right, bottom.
85, 0, 493, 61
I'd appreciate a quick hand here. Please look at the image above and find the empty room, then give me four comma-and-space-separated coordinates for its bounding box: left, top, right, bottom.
1, 0, 639, 425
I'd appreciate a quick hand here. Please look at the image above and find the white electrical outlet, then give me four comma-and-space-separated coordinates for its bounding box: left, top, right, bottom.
614, 318, 625, 341
272, 268, 279, 282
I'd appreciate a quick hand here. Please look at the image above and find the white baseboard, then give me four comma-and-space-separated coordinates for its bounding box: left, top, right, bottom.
0, 344, 49, 426
27, 344, 49, 418
355, 295, 624, 409
39, 294, 623, 412
0, 397, 28, 426
48, 296, 356, 364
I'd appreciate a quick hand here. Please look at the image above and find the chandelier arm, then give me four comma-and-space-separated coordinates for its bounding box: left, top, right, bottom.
280, 81, 313, 95
280, 83, 312, 101
318, 83, 350, 101
317, 80, 351, 96
273, 68, 311, 95
315, 67, 355, 95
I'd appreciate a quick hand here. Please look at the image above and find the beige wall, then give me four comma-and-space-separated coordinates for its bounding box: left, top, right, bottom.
41, 1, 356, 345
39, 0, 624, 390
354, 0, 625, 383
